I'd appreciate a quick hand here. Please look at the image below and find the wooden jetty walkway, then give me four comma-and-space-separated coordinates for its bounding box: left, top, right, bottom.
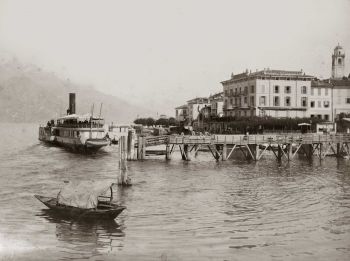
125, 133, 350, 162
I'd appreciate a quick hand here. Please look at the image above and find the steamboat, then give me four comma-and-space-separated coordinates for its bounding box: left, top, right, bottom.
39, 93, 109, 153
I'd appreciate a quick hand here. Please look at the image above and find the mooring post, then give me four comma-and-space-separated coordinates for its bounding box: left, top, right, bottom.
336, 142, 341, 157
118, 136, 131, 185
288, 143, 293, 161
137, 135, 142, 160
142, 136, 146, 159
222, 143, 227, 161
165, 144, 171, 160
127, 129, 136, 160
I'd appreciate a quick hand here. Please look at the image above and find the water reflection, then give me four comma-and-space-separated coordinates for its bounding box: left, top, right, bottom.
36, 209, 125, 258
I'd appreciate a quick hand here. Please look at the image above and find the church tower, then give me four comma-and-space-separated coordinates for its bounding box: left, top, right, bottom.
332, 44, 345, 79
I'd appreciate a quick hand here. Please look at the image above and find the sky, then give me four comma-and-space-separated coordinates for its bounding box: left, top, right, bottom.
1, 0, 350, 117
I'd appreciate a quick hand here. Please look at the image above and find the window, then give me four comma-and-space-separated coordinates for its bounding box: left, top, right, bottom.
301, 97, 307, 107
225, 90, 228, 96
235, 97, 237, 105
318, 88, 321, 96
310, 114, 314, 118
285, 86, 291, 94
230, 98, 233, 105
259, 96, 266, 106
318, 101, 321, 108
285, 97, 291, 106
274, 85, 279, 93
302, 86, 307, 94
317, 115, 322, 119
274, 96, 280, 106
311, 88, 314, 95
310, 101, 315, 108
324, 101, 329, 108
235, 88, 237, 94
244, 97, 247, 104
250, 96, 255, 106
229, 89, 233, 96
346, 98, 350, 104
325, 88, 328, 95
338, 58, 342, 65
244, 111, 247, 117
244, 87, 248, 94
250, 85, 255, 92
324, 115, 329, 121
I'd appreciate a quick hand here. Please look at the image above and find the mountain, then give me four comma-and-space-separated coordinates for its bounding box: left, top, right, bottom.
0, 59, 152, 123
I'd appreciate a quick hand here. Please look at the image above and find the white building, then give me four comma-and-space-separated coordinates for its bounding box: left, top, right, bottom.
311, 45, 350, 121
209, 92, 224, 117
309, 80, 332, 121
221, 69, 315, 118
186, 97, 210, 122
175, 104, 189, 123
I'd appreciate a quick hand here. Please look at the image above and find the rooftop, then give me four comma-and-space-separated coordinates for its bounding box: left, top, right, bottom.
222, 69, 315, 84
187, 97, 209, 104
175, 104, 188, 110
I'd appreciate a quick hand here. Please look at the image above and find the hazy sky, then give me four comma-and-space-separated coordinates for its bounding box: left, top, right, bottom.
1, 0, 350, 117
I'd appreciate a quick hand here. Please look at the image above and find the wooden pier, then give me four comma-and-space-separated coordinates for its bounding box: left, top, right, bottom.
121, 133, 350, 162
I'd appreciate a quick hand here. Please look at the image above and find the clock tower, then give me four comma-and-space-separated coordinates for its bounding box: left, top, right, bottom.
332, 44, 345, 79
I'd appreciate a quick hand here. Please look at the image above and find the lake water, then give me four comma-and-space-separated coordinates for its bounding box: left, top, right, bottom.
0, 123, 349, 260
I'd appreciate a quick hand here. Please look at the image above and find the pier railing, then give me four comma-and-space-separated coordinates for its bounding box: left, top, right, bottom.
168, 134, 350, 145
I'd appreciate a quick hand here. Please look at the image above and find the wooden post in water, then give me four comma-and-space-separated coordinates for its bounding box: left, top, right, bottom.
288, 143, 293, 161
336, 142, 341, 157
127, 129, 136, 160
137, 135, 146, 160
165, 144, 171, 160
118, 136, 131, 186
142, 136, 146, 159
222, 143, 227, 161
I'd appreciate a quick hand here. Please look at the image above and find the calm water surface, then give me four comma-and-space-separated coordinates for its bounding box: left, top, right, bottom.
0, 123, 350, 260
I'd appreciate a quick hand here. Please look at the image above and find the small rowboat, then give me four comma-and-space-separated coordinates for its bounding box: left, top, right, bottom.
35, 195, 125, 220
35, 181, 126, 220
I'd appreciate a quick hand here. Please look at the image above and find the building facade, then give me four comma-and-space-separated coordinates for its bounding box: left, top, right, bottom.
186, 97, 210, 122
311, 45, 350, 121
209, 92, 224, 117
175, 105, 189, 123
221, 69, 315, 118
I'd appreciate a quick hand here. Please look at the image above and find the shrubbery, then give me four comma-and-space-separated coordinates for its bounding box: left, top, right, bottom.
134, 117, 177, 127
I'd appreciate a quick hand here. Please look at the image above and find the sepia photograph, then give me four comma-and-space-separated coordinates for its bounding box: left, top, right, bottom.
0, 0, 350, 260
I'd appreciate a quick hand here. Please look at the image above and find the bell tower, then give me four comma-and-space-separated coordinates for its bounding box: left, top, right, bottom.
332, 44, 345, 79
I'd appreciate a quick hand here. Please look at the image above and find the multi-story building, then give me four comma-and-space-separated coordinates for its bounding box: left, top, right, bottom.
309, 80, 332, 121
186, 97, 210, 122
221, 69, 315, 118
209, 92, 224, 117
311, 45, 350, 121
175, 105, 189, 123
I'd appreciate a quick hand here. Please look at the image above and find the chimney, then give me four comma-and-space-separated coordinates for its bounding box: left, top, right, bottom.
69, 93, 76, 115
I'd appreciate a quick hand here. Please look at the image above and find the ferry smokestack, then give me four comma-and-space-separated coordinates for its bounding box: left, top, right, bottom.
69, 93, 76, 115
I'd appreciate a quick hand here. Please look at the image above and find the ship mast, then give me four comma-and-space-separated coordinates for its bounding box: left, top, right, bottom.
90, 103, 94, 139
98, 103, 103, 128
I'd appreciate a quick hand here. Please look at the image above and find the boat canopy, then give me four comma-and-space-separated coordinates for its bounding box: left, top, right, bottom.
57, 113, 103, 122
298, 123, 311, 126
57, 181, 113, 209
